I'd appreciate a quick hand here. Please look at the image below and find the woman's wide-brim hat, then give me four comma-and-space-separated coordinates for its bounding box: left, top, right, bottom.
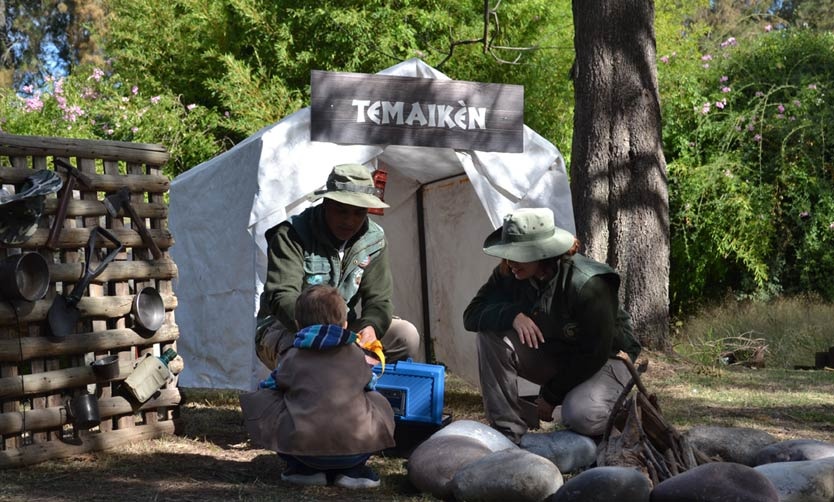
307, 163, 389, 209
483, 207, 575, 263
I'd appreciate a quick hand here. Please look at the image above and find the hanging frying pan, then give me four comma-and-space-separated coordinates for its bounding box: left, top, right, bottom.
131, 287, 165, 332
47, 227, 123, 338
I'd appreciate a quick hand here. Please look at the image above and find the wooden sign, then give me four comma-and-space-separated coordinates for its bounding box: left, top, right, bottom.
310, 70, 524, 153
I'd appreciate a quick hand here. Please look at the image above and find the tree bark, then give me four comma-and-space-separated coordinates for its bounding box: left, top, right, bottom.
570, 0, 670, 350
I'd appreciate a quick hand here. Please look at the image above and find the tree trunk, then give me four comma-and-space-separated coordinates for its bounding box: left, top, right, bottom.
570, 0, 670, 350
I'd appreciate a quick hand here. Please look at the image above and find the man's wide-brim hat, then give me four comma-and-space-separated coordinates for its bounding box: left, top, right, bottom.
483, 207, 575, 263
307, 163, 389, 209
0, 169, 63, 245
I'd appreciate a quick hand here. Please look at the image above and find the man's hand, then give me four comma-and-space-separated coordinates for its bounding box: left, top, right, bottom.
535, 396, 555, 422
358, 326, 380, 366
357, 325, 378, 346
512, 313, 544, 349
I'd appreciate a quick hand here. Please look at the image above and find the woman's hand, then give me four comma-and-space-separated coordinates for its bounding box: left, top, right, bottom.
512, 313, 544, 349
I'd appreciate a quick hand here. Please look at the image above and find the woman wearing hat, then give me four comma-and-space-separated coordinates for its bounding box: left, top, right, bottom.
463, 208, 641, 442
256, 163, 421, 372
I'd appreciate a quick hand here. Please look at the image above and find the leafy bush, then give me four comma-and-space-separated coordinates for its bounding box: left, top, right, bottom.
0, 64, 222, 177
661, 28, 834, 310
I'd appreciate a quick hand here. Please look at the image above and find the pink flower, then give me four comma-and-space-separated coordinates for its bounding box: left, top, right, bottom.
131, 127, 139, 133
702, 63, 710, 69
720, 76, 729, 82
660, 56, 669, 64
701, 54, 713, 61
715, 100, 725, 109
722, 86, 731, 93
701, 102, 711, 114
755, 91, 764, 97
186, 103, 197, 111
776, 113, 784, 119
720, 37, 737, 47
748, 124, 756, 132
764, 24, 773, 32
91, 68, 105, 81
131, 86, 139, 95
829, 222, 834, 230
808, 83, 818, 90
777, 104, 785, 113
150, 96, 161, 104
793, 100, 801, 107
24, 96, 44, 112
754, 134, 762, 142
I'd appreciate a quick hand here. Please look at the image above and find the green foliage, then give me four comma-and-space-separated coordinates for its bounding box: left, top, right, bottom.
661, 27, 834, 309
102, 0, 573, 157
0, 65, 221, 177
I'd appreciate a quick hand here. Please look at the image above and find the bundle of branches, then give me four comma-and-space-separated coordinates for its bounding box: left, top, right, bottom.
597, 355, 712, 486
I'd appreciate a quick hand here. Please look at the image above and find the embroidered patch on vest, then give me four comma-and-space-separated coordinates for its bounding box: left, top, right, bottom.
306, 275, 325, 285
562, 322, 578, 339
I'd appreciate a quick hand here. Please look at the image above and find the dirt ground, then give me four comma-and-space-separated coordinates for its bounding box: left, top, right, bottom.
1, 354, 832, 501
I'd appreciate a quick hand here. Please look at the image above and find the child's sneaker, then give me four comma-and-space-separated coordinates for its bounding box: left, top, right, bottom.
333, 464, 380, 489
280, 463, 327, 486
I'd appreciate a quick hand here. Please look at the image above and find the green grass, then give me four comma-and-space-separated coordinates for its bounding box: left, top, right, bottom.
673, 294, 834, 369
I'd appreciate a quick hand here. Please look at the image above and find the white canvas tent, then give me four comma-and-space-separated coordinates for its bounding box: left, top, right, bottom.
169, 58, 575, 391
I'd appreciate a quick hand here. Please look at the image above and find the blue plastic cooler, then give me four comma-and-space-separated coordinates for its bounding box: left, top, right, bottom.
372, 359, 445, 424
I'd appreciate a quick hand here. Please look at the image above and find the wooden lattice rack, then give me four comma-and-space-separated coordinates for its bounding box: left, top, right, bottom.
0, 133, 180, 468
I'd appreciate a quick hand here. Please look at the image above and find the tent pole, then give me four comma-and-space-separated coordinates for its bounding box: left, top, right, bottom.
416, 184, 434, 363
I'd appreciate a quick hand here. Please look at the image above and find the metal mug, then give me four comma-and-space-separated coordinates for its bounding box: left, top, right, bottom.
67, 393, 100, 430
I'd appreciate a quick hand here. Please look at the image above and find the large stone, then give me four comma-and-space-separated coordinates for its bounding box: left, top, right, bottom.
752, 438, 834, 466
684, 425, 777, 466
549, 466, 651, 502
755, 457, 834, 502
450, 448, 563, 502
407, 434, 492, 500
430, 419, 518, 452
650, 462, 780, 502
519, 430, 598, 473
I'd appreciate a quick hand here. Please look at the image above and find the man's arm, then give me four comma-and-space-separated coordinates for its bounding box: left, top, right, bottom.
261, 223, 306, 330
354, 243, 394, 338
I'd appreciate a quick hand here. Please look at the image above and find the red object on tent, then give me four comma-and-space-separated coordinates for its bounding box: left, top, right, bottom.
369, 167, 388, 215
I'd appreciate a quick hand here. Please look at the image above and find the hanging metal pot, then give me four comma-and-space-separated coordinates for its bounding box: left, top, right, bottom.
0, 252, 50, 302
131, 287, 165, 332
91, 355, 120, 380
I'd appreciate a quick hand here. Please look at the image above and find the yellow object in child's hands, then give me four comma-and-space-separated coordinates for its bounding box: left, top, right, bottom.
358, 338, 385, 374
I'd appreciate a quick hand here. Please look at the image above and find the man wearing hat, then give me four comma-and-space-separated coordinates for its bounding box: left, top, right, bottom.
463, 207, 641, 442
255, 163, 420, 372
